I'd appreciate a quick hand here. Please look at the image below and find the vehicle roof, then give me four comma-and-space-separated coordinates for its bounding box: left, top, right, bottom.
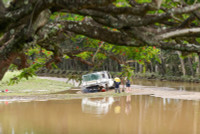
82, 71, 109, 76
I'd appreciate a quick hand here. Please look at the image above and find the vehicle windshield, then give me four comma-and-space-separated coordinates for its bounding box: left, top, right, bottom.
83, 74, 101, 82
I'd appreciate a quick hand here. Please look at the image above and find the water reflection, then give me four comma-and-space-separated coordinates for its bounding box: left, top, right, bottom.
81, 97, 114, 115
125, 95, 132, 115
0, 96, 200, 134
0, 125, 2, 134
163, 98, 171, 106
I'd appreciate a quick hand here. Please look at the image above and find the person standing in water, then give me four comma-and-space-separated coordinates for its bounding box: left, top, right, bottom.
126, 78, 131, 92
114, 77, 121, 93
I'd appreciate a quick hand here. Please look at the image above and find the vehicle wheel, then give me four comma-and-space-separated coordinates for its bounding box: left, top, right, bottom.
82, 88, 89, 93
110, 86, 115, 89
98, 86, 103, 92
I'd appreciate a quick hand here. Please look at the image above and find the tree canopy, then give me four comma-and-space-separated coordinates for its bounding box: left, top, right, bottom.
1, 0, 200, 80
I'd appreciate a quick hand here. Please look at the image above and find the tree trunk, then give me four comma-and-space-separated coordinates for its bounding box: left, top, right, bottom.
155, 65, 158, 73
188, 57, 194, 76
150, 62, 153, 73
195, 55, 200, 77
0, 0, 5, 15
134, 62, 137, 73
139, 64, 143, 73
176, 51, 186, 76
158, 51, 166, 75
0, 31, 27, 80
0, 52, 18, 80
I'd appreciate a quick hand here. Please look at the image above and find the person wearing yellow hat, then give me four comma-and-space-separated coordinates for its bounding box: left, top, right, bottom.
114, 77, 121, 82
114, 77, 121, 93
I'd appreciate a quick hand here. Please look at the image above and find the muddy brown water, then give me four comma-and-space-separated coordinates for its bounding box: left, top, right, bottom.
53, 78, 200, 95
0, 95, 200, 134
133, 79, 200, 92
39, 76, 200, 92
1, 79, 200, 134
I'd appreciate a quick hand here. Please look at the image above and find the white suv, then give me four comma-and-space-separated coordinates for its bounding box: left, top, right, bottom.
82, 71, 114, 92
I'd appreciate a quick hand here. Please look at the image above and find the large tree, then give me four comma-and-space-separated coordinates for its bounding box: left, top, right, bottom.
1, 0, 200, 80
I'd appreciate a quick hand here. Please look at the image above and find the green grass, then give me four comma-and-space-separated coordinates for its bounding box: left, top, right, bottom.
0, 71, 72, 95
1, 71, 21, 83
0, 71, 131, 100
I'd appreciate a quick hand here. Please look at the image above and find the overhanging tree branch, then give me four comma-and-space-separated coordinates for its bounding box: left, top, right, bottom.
157, 27, 200, 40
61, 20, 132, 46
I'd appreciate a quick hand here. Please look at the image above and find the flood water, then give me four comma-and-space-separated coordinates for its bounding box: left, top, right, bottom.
0, 95, 200, 134
133, 79, 200, 92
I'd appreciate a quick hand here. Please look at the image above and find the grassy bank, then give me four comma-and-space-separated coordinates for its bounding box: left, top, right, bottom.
0, 71, 132, 100
0, 71, 72, 95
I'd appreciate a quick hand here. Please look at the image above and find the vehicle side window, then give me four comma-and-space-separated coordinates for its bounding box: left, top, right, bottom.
108, 73, 111, 78
102, 74, 105, 78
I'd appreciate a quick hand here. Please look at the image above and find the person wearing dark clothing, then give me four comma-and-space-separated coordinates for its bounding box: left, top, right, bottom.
126, 79, 131, 92
114, 81, 121, 93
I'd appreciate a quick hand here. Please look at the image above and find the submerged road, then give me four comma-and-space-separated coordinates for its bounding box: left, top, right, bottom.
38, 76, 200, 101
1, 76, 200, 102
